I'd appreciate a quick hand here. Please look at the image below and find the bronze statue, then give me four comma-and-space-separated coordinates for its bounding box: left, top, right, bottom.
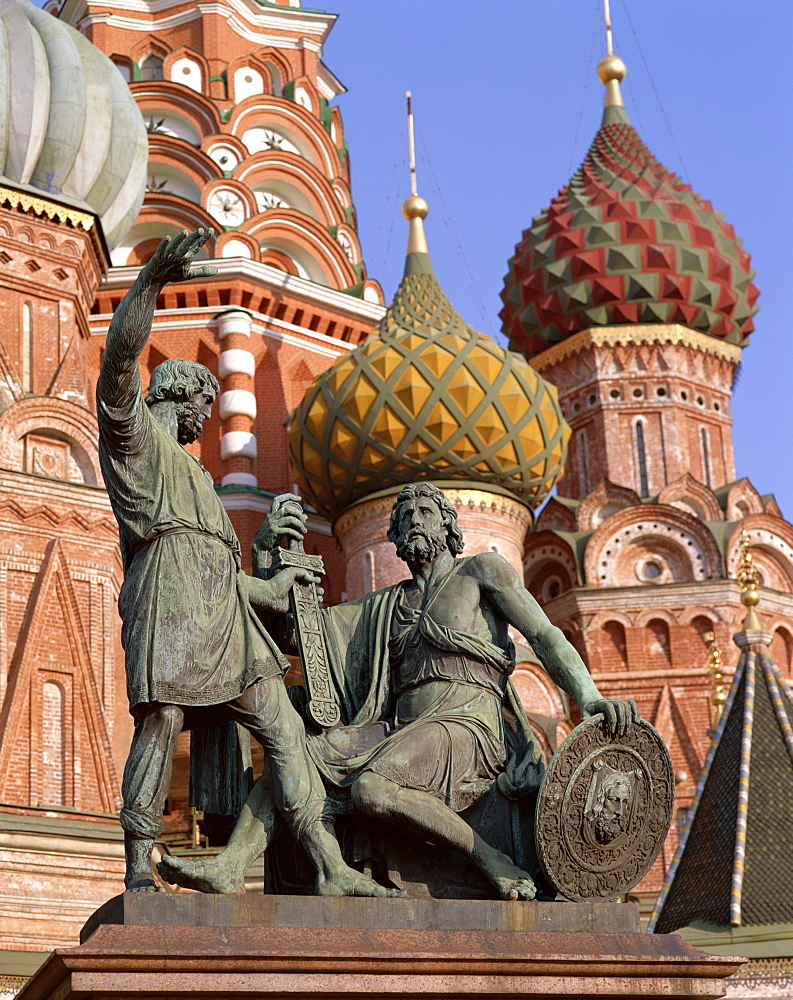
159, 483, 640, 899
99, 229, 396, 897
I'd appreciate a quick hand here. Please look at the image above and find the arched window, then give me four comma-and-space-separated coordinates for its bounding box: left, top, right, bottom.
602, 621, 628, 671
41, 681, 65, 805
140, 53, 164, 81
770, 628, 793, 678
363, 550, 375, 593
646, 618, 672, 667
578, 431, 589, 497
635, 420, 648, 497
700, 427, 712, 488
22, 301, 33, 392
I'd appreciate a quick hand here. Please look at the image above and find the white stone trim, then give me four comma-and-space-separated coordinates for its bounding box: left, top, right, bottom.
221, 472, 258, 488
98, 260, 385, 324
220, 389, 257, 420
219, 349, 255, 378
220, 431, 257, 460
63, 0, 336, 46
217, 311, 252, 339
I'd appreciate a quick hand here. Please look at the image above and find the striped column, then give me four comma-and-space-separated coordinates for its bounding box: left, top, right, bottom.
217, 310, 257, 487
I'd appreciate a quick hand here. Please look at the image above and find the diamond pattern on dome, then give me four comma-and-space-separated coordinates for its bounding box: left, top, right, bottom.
501, 109, 759, 356
392, 367, 433, 414
289, 257, 570, 521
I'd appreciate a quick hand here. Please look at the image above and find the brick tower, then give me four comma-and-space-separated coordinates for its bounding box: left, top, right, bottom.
0, 0, 386, 976
55, 0, 385, 607
500, 48, 793, 906
0, 0, 148, 977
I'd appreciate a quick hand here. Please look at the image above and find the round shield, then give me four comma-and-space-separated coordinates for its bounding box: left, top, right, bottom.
535, 715, 674, 902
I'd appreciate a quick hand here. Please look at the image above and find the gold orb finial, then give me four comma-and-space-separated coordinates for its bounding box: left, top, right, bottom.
737, 530, 762, 609
402, 195, 429, 221
736, 528, 764, 631
702, 630, 727, 723
597, 54, 627, 84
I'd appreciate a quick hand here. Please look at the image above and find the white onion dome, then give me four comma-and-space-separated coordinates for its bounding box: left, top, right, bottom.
0, 0, 148, 248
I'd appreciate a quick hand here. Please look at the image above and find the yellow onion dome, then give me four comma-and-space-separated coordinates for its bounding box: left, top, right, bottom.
288, 196, 570, 522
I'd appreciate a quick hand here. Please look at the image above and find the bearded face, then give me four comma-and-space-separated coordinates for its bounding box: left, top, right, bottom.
593, 780, 630, 844
175, 397, 207, 444
395, 524, 448, 566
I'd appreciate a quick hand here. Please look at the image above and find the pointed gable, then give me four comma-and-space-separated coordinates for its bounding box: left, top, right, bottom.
650, 641, 793, 933
0, 540, 120, 813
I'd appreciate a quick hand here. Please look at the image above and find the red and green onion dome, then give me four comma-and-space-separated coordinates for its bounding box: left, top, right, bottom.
289, 196, 570, 523
500, 56, 759, 358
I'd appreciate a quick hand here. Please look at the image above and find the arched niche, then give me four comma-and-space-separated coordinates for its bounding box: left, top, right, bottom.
770, 626, 793, 678
645, 618, 672, 668
0, 398, 102, 486
600, 620, 628, 672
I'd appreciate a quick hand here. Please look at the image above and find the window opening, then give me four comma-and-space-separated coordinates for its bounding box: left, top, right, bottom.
700, 426, 712, 488
636, 421, 648, 497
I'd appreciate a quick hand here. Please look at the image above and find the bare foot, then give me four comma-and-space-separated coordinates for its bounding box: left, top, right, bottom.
315, 866, 402, 898
478, 847, 536, 901
156, 855, 245, 894
493, 875, 536, 901
125, 874, 166, 893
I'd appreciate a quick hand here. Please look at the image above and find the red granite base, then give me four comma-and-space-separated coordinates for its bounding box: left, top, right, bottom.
17, 895, 744, 999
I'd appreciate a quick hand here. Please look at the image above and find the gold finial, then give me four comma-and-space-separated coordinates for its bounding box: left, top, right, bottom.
737, 528, 763, 630
401, 91, 429, 255
703, 631, 727, 721
597, 0, 626, 108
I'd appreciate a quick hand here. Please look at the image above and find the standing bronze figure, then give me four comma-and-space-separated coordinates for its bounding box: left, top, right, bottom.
99, 229, 395, 897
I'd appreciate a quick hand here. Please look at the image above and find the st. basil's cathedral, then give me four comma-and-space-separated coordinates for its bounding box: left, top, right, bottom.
0, 0, 790, 994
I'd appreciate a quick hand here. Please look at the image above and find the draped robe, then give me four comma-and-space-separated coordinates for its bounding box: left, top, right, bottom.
311, 560, 541, 812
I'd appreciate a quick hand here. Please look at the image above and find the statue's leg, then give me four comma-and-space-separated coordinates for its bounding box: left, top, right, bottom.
158, 770, 277, 893
120, 702, 184, 892
352, 771, 536, 901
228, 678, 400, 897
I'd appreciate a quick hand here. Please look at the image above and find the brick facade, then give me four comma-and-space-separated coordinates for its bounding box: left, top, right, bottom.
524, 325, 793, 902
1, 0, 790, 970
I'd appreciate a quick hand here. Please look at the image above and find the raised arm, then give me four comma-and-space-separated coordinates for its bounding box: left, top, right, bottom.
475, 552, 639, 735
97, 229, 217, 408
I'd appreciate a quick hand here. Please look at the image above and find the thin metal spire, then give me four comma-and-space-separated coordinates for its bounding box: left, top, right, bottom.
603, 0, 614, 56
401, 90, 429, 256
406, 91, 418, 197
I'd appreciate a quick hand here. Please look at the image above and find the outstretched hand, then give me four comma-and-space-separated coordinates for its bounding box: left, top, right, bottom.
143, 229, 218, 286
582, 698, 640, 737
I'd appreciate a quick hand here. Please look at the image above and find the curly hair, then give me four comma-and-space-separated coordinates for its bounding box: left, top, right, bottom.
145, 359, 219, 405
386, 483, 465, 556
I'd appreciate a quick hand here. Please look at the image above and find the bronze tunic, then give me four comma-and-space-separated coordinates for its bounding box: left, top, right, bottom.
97, 392, 287, 709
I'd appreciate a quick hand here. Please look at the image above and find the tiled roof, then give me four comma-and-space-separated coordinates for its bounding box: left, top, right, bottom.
650, 637, 793, 934
500, 104, 759, 358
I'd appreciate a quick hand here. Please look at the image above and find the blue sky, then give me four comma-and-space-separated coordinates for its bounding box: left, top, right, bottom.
41, 0, 793, 513
321, 1, 793, 514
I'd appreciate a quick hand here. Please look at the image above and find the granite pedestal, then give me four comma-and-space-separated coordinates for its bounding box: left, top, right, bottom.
18, 894, 744, 999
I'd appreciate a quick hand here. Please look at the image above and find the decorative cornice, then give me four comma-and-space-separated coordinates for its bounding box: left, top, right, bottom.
99, 259, 385, 325
0, 185, 95, 232
531, 323, 743, 371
